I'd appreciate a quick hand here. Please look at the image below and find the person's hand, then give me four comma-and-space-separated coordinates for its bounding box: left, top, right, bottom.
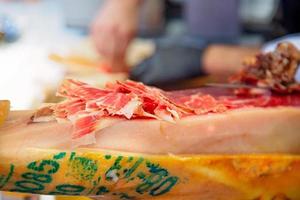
91, 0, 140, 72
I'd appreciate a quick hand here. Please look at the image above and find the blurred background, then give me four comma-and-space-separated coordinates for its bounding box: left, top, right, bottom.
0, 0, 299, 199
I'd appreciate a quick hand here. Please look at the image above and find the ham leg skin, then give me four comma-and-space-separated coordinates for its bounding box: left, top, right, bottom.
1, 85, 300, 155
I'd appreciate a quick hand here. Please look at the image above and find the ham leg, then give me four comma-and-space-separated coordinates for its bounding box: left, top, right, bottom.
1, 107, 300, 155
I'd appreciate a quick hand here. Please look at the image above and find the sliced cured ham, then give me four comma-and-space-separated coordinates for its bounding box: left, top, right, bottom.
0, 82, 300, 155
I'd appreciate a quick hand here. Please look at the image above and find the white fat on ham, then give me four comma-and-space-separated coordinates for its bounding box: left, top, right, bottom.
0, 107, 300, 155
116, 97, 141, 119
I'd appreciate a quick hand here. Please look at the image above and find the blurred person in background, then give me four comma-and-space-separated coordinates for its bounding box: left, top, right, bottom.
91, 0, 164, 72
91, 0, 300, 85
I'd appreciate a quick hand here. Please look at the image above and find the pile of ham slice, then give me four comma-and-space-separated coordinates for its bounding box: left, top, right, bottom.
33, 79, 244, 142
230, 42, 300, 93
33, 78, 296, 147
